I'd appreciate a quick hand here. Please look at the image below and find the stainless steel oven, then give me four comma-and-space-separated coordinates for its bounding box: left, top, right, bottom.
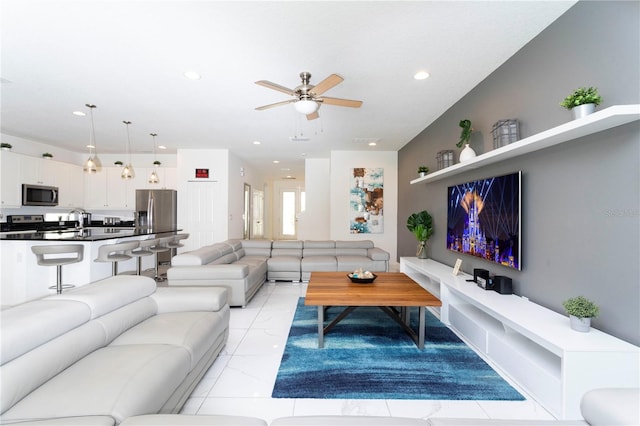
22, 184, 59, 206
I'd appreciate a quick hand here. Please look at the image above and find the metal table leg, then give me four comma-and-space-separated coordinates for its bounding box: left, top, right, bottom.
317, 305, 324, 348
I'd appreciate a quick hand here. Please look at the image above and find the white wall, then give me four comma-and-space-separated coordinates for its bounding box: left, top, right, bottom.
297, 158, 330, 240
329, 151, 398, 268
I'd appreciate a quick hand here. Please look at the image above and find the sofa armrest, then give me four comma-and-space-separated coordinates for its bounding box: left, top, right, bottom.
368, 247, 390, 261
580, 388, 640, 426
167, 264, 250, 280
151, 286, 228, 313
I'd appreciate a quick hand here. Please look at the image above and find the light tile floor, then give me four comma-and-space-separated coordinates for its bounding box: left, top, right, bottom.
180, 282, 556, 424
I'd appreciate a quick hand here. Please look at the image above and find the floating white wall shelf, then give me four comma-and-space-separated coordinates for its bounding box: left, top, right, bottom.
410, 104, 640, 184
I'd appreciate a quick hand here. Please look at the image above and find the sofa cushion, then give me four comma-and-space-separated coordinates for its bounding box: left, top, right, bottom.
121, 414, 267, 425
242, 240, 272, 257
169, 264, 249, 280
581, 388, 640, 426
303, 240, 336, 249
1, 345, 191, 424
335, 240, 374, 249
110, 311, 227, 370
301, 256, 337, 271
337, 255, 376, 272
0, 416, 116, 425
1, 321, 107, 415
212, 252, 239, 265
272, 416, 429, 425
1, 300, 91, 365
46, 275, 157, 319
268, 255, 302, 272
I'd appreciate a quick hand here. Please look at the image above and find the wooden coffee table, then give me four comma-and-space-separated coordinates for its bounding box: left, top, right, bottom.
305, 272, 441, 349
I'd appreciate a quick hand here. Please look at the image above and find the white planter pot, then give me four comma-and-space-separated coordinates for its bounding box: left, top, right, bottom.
571, 103, 596, 120
569, 315, 591, 332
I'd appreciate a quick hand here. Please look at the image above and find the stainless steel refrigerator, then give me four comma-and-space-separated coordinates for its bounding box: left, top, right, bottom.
135, 189, 177, 232
135, 189, 177, 269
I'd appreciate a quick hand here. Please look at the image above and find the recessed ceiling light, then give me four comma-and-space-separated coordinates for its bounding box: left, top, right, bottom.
368, 142, 377, 146
184, 71, 201, 80
158, 145, 167, 150
414, 70, 430, 80
86, 144, 95, 149
253, 141, 261, 145
73, 111, 86, 116
273, 160, 280, 164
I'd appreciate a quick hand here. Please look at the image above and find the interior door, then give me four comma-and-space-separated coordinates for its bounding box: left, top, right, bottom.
276, 184, 305, 240
252, 189, 264, 239
243, 183, 251, 240
185, 181, 219, 250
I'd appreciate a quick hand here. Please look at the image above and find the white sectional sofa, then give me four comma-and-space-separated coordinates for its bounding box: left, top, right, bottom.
167, 239, 390, 307
168, 239, 271, 307
0, 275, 230, 425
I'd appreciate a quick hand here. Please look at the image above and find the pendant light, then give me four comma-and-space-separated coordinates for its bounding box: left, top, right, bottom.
121, 120, 135, 179
148, 132, 160, 184
83, 104, 101, 173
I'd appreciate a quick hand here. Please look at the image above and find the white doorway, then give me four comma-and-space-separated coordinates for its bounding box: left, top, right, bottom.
252, 189, 265, 239
275, 182, 305, 240
185, 181, 221, 250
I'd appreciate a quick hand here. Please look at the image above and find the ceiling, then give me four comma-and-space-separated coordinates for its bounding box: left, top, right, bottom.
1, 1, 576, 181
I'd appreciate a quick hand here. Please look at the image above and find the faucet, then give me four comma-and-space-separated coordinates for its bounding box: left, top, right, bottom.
69, 208, 87, 230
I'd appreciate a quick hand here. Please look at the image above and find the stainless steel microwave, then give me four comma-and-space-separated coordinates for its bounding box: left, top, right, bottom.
22, 184, 59, 206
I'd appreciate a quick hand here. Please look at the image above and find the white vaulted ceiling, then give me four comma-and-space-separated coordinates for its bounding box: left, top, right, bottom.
1, 0, 576, 180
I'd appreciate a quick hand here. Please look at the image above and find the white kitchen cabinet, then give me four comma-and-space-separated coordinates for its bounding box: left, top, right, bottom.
57, 162, 84, 208
0, 150, 22, 207
84, 167, 129, 209
21, 156, 58, 186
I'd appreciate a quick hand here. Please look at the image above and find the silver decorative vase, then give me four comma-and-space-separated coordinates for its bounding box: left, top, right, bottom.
569, 315, 591, 332
416, 241, 428, 259
571, 103, 596, 120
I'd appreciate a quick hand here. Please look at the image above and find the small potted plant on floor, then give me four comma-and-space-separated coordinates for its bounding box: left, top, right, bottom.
562, 295, 599, 332
417, 166, 429, 177
407, 210, 433, 259
560, 86, 602, 120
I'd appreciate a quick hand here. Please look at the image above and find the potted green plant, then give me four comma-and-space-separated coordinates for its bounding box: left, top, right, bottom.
1, 142, 12, 150
407, 210, 433, 259
42, 152, 53, 159
114, 160, 123, 166
153, 160, 162, 166
562, 296, 599, 332
560, 86, 602, 120
417, 166, 429, 177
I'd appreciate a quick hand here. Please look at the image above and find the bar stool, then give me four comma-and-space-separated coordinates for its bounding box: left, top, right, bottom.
128, 238, 159, 276
148, 236, 173, 282
31, 244, 84, 294
94, 241, 140, 276
167, 233, 189, 257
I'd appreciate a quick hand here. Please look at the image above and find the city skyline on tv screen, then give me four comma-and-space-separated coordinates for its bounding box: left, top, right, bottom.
447, 171, 521, 270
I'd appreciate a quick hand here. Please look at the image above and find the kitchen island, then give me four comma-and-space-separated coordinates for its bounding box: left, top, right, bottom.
0, 227, 180, 307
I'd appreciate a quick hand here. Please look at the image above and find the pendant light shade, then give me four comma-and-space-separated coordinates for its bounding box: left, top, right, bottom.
148, 132, 160, 184
121, 120, 135, 179
83, 104, 101, 173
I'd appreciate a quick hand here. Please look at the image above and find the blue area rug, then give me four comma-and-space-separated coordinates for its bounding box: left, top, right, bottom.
272, 298, 524, 400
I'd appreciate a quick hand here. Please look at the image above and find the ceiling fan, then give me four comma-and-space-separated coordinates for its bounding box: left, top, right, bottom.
255, 72, 363, 120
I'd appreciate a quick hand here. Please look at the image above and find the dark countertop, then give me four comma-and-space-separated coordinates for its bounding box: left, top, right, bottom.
0, 227, 180, 242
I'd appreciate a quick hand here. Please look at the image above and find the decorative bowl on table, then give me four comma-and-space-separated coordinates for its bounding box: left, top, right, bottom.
347, 272, 377, 284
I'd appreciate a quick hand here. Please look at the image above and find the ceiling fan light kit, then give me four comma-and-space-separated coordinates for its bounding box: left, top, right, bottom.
255, 71, 362, 120
294, 99, 319, 115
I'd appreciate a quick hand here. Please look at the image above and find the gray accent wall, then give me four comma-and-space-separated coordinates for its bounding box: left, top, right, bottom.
397, 1, 639, 345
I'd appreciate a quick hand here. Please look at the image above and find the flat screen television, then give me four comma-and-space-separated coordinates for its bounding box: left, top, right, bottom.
447, 171, 521, 270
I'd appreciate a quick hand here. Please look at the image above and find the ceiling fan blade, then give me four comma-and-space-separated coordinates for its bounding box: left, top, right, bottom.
306, 111, 319, 120
320, 96, 363, 108
255, 99, 295, 111
309, 74, 343, 96
255, 80, 295, 96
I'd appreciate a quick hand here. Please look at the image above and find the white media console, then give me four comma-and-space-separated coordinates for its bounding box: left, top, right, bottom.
400, 257, 640, 420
